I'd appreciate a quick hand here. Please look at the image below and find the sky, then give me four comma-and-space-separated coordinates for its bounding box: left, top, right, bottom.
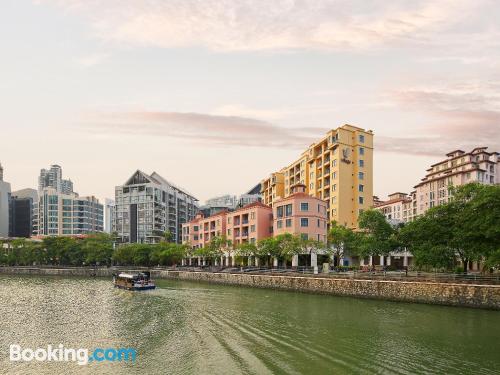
1, 0, 499, 203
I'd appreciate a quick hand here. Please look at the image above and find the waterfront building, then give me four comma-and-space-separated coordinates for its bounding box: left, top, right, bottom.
414, 147, 499, 216
9, 189, 38, 238
113, 170, 198, 244
38, 164, 74, 194
37, 188, 103, 236
374, 192, 415, 225
0, 162, 11, 238
226, 201, 273, 247
272, 184, 328, 243
261, 124, 374, 229
182, 211, 228, 250
104, 198, 115, 234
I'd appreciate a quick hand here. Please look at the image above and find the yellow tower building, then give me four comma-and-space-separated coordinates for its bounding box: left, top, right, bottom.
260, 124, 373, 229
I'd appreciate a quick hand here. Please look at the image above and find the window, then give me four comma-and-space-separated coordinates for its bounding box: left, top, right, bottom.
332, 184, 337, 192
227, 229, 231, 235
285, 204, 293, 217
228, 217, 232, 224
300, 202, 309, 211
194, 226, 199, 232
277, 206, 284, 218
301, 233, 308, 240
359, 147, 365, 155
359, 160, 364, 167
300, 218, 309, 227
250, 212, 255, 220
250, 225, 255, 233
277, 220, 283, 229
358, 172, 364, 180
317, 219, 320, 227
359, 184, 364, 192
333, 159, 337, 167
333, 172, 337, 179
285, 219, 292, 227
359, 197, 364, 204
359, 134, 365, 143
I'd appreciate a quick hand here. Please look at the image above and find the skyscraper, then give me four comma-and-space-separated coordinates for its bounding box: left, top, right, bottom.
0, 162, 11, 237
261, 124, 374, 229
38, 165, 74, 194
113, 170, 198, 244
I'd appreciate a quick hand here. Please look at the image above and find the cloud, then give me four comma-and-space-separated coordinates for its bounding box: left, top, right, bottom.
79, 107, 499, 157
40, 0, 483, 52
380, 80, 500, 155
74, 53, 110, 68
80, 111, 330, 148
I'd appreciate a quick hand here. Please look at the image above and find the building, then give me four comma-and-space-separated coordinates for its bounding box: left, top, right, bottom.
374, 192, 414, 225
9, 188, 38, 238
37, 188, 103, 236
182, 211, 228, 250
38, 164, 74, 194
104, 198, 115, 234
261, 124, 374, 229
226, 201, 273, 247
237, 183, 262, 208
0, 162, 11, 237
199, 195, 238, 217
113, 170, 198, 244
272, 184, 328, 243
414, 147, 499, 216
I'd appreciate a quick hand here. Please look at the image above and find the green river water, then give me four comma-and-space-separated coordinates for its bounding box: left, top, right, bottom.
0, 275, 499, 374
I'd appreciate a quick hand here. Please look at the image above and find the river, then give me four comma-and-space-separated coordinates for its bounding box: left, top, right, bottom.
0, 275, 499, 374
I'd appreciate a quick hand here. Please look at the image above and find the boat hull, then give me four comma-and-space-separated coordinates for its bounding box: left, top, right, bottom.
114, 284, 156, 291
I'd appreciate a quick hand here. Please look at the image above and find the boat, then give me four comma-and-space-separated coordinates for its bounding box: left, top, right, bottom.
113, 271, 156, 291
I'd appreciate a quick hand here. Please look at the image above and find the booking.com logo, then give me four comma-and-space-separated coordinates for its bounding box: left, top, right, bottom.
9, 344, 136, 366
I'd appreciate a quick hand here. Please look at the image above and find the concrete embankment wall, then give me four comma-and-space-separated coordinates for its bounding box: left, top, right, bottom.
1, 267, 499, 310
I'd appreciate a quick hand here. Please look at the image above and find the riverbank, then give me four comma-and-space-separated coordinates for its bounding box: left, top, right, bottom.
1, 266, 499, 309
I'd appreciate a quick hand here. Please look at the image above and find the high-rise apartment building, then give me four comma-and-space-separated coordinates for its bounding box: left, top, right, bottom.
37, 188, 103, 236
38, 165, 74, 194
113, 170, 198, 244
9, 188, 38, 238
261, 124, 374, 229
104, 198, 115, 234
0, 162, 11, 237
414, 147, 499, 216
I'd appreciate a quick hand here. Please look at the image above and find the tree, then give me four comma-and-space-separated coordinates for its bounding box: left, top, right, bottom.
82, 233, 114, 266
235, 242, 257, 266
328, 221, 358, 266
357, 210, 397, 260
112, 244, 136, 265
274, 233, 302, 266
401, 183, 500, 273
161, 231, 174, 243
256, 237, 280, 267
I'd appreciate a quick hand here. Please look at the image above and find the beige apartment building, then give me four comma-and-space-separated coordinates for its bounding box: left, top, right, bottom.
261, 124, 374, 229
414, 147, 499, 216
374, 192, 416, 224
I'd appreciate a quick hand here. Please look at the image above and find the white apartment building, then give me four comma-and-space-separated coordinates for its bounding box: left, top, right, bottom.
414, 147, 499, 216
113, 170, 198, 244
0, 162, 11, 237
37, 187, 103, 236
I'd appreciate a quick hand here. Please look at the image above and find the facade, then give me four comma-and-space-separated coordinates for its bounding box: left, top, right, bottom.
0, 163, 11, 237
38, 165, 74, 194
414, 147, 499, 216
9, 189, 38, 238
104, 198, 115, 233
199, 195, 238, 217
113, 170, 198, 244
182, 211, 228, 249
272, 184, 328, 243
261, 124, 374, 229
374, 192, 414, 225
37, 188, 103, 236
226, 202, 273, 246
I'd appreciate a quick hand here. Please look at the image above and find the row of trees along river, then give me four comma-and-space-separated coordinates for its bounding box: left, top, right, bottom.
0, 183, 498, 273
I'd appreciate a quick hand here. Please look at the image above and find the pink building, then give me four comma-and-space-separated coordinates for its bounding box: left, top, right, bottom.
182, 211, 227, 250
272, 184, 328, 243
226, 202, 273, 246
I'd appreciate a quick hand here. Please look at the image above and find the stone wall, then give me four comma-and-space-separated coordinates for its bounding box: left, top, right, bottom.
1, 267, 499, 309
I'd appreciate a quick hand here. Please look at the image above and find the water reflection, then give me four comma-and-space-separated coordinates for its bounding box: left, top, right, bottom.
0, 276, 499, 374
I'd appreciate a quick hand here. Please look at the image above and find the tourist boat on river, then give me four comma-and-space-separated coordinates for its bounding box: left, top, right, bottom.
113, 271, 156, 291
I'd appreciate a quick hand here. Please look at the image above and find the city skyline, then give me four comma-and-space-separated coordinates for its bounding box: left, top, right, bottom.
2, 1, 500, 203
